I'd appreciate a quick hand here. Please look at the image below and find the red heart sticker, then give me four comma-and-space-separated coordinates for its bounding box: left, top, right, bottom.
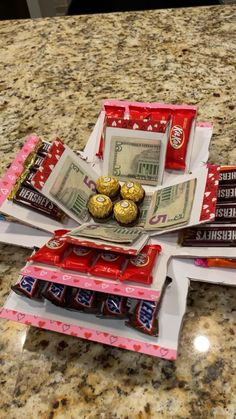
133, 344, 141, 352
84, 332, 92, 339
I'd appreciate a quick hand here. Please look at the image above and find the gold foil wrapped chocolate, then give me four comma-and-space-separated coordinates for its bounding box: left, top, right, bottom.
120, 181, 145, 204
96, 176, 120, 198
88, 194, 113, 220
113, 200, 138, 225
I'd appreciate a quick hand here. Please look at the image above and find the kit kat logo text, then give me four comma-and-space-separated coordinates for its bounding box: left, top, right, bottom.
170, 125, 184, 149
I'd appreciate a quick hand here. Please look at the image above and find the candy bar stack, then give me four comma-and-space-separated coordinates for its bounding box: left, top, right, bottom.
0, 99, 235, 360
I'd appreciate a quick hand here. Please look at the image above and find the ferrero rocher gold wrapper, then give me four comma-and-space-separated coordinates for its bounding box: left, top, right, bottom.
88, 194, 113, 220
113, 200, 138, 225
96, 176, 120, 198
120, 181, 145, 203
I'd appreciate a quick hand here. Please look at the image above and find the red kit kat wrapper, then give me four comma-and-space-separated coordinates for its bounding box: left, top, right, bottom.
165, 109, 195, 170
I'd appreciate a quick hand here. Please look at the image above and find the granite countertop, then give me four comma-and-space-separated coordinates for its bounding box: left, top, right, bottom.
0, 5, 236, 418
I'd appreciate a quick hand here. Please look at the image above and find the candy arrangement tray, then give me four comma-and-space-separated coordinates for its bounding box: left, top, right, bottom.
0, 262, 189, 360
1, 99, 235, 360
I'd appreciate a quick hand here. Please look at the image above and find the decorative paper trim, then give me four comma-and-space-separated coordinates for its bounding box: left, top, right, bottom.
106, 117, 167, 133
62, 236, 142, 256
103, 99, 197, 114
0, 135, 40, 206
0, 307, 176, 360
21, 264, 160, 301
31, 138, 65, 191
200, 165, 220, 221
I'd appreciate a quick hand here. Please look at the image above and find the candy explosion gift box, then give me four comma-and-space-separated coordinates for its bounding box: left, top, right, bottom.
0, 100, 235, 360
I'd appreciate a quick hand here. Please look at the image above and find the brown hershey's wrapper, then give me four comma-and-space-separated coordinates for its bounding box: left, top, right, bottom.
13, 185, 65, 221
181, 225, 236, 247
217, 184, 236, 203
215, 203, 236, 223
219, 168, 236, 185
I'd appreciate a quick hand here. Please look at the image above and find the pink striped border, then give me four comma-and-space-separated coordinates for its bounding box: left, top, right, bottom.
0, 307, 176, 360
0, 135, 40, 206
21, 264, 160, 301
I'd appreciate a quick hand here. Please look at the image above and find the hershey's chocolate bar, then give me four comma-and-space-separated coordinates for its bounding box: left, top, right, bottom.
181, 225, 236, 247
219, 168, 236, 185
13, 185, 64, 221
37, 141, 51, 156
33, 155, 45, 170
217, 184, 236, 203
22, 170, 36, 188
215, 203, 236, 223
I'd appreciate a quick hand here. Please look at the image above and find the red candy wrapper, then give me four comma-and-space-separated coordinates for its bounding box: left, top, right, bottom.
120, 244, 161, 284
126, 300, 159, 336
104, 105, 126, 118
28, 230, 69, 266
100, 294, 130, 318
165, 109, 195, 170
67, 288, 100, 313
43, 282, 69, 307
60, 245, 95, 273
11, 276, 43, 300
90, 252, 126, 280
128, 105, 152, 120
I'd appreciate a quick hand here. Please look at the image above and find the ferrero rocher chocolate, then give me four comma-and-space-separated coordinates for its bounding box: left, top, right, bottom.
113, 200, 138, 225
88, 194, 113, 220
96, 176, 120, 198
120, 181, 145, 204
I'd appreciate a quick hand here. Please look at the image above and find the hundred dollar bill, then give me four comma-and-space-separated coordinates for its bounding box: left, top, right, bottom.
144, 178, 196, 230
103, 134, 163, 186
65, 223, 143, 243
50, 155, 97, 223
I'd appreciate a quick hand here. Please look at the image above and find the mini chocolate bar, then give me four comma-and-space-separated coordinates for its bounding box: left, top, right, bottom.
165, 109, 195, 170
29, 231, 69, 265
219, 167, 236, 185
67, 288, 100, 313
217, 184, 236, 203
100, 294, 130, 318
215, 203, 236, 223
181, 225, 236, 247
43, 282, 69, 306
11, 276, 43, 300
33, 155, 45, 170
37, 141, 51, 156
13, 185, 65, 221
126, 300, 159, 336
22, 170, 36, 188
90, 252, 126, 279
120, 244, 161, 284
60, 246, 95, 273
198, 258, 236, 269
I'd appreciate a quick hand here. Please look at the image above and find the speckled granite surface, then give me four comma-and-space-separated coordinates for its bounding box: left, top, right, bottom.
0, 5, 236, 418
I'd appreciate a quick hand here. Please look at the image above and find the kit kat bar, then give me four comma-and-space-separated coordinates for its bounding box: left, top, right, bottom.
181, 225, 236, 247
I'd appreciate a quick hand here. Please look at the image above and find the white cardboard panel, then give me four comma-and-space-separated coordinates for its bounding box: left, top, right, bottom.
0, 220, 50, 248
